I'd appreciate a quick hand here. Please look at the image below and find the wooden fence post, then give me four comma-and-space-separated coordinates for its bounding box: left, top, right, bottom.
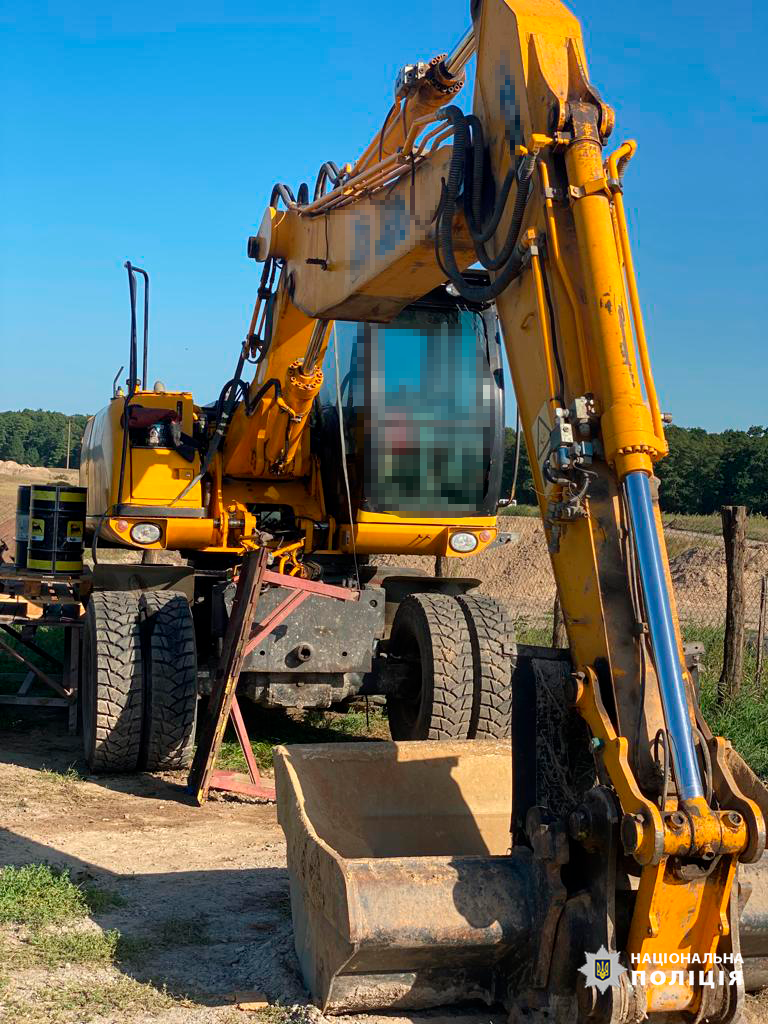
756, 576, 767, 688
718, 505, 747, 704
552, 594, 568, 649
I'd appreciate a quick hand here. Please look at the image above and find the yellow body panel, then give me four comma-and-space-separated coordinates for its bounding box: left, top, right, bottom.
340, 512, 497, 556
80, 390, 202, 520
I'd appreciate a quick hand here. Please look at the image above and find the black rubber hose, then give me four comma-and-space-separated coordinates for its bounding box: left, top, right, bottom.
435, 107, 531, 303
297, 182, 309, 205
313, 161, 344, 200
463, 115, 516, 245
270, 183, 296, 208
470, 158, 534, 271
244, 377, 282, 417
214, 378, 248, 423
460, 115, 537, 272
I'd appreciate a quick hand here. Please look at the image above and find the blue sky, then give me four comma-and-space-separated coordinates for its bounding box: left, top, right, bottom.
0, 1, 765, 431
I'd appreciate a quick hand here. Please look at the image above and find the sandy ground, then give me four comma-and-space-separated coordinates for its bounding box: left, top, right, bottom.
0, 717, 510, 1024
1, 716, 767, 1024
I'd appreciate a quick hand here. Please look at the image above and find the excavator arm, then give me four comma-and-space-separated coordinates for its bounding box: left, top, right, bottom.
250, 1, 767, 1019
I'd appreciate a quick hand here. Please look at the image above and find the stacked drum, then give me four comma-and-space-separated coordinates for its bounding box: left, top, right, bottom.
15, 484, 87, 575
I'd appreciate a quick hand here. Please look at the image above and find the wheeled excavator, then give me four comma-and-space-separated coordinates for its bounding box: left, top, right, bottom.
78, 0, 768, 1019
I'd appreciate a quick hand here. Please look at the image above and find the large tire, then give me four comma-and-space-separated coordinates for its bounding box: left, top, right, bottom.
386, 593, 474, 740
139, 591, 198, 771
456, 594, 515, 739
82, 591, 143, 772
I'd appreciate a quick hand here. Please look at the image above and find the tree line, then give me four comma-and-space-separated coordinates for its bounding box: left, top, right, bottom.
0, 410, 89, 469
1, 410, 767, 515
502, 424, 768, 516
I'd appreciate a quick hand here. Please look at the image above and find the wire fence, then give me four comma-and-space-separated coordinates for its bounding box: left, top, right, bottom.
374, 518, 768, 678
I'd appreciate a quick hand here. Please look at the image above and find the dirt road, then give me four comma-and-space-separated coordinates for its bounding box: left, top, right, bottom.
0, 716, 506, 1024
1, 715, 766, 1024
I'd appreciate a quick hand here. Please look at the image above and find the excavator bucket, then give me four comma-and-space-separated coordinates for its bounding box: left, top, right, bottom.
273, 740, 534, 1013
274, 739, 768, 1016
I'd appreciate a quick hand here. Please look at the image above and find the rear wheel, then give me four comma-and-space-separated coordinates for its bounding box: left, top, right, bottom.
456, 594, 515, 739
82, 591, 143, 772
385, 593, 474, 740
139, 591, 198, 771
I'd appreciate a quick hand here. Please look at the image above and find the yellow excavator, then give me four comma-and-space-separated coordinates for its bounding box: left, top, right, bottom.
79, 0, 768, 1019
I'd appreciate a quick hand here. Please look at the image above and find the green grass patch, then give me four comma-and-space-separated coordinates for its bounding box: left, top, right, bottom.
499, 503, 540, 518
114, 932, 148, 963
36, 764, 88, 799
699, 678, 768, 781
21, 927, 120, 967
514, 620, 554, 647
0, 865, 88, 927
0, 625, 65, 687
82, 885, 127, 914
685, 622, 768, 780
662, 511, 768, 542
217, 738, 274, 773
216, 703, 389, 774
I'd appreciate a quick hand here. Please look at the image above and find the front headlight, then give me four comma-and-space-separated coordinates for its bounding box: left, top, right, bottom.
130, 522, 162, 545
448, 531, 478, 553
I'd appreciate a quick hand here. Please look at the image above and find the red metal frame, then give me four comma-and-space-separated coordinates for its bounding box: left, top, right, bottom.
208, 695, 276, 801
196, 560, 360, 803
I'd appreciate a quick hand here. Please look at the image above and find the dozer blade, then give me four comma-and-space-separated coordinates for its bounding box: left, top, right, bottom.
273, 740, 768, 1015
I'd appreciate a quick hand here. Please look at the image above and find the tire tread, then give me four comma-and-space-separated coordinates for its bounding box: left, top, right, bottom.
388, 592, 474, 740
84, 591, 143, 772
457, 594, 515, 739
140, 591, 197, 771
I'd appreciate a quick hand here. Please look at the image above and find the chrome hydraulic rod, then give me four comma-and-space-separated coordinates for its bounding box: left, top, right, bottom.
624, 470, 704, 802
443, 27, 475, 76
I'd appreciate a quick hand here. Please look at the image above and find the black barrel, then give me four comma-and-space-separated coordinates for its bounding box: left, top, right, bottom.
26, 485, 87, 575
14, 485, 31, 570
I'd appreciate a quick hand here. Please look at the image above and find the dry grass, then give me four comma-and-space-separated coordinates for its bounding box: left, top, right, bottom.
1, 973, 178, 1024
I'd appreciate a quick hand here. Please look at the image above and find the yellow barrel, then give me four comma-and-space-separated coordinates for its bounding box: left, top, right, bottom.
27, 485, 87, 575
14, 485, 31, 570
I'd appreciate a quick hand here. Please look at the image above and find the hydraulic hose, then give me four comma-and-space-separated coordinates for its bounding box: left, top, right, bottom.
270, 183, 296, 209
434, 106, 533, 302
464, 115, 516, 244
313, 161, 344, 201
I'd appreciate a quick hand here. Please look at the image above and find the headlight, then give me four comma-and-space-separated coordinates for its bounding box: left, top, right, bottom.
449, 531, 478, 553
130, 522, 162, 545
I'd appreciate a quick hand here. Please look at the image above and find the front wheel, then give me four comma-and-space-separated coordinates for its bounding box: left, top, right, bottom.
82, 591, 143, 772
385, 593, 474, 740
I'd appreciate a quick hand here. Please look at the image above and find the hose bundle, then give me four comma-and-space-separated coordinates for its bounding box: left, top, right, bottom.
434, 106, 537, 303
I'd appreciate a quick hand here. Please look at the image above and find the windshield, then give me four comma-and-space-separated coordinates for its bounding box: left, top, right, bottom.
319, 303, 503, 516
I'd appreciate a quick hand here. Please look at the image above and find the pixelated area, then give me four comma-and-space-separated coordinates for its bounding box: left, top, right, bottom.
319, 305, 497, 515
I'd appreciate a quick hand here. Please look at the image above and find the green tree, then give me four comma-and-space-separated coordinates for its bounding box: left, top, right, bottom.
0, 410, 89, 469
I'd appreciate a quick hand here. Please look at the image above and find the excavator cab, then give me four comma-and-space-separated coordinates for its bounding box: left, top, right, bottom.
315, 274, 504, 523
